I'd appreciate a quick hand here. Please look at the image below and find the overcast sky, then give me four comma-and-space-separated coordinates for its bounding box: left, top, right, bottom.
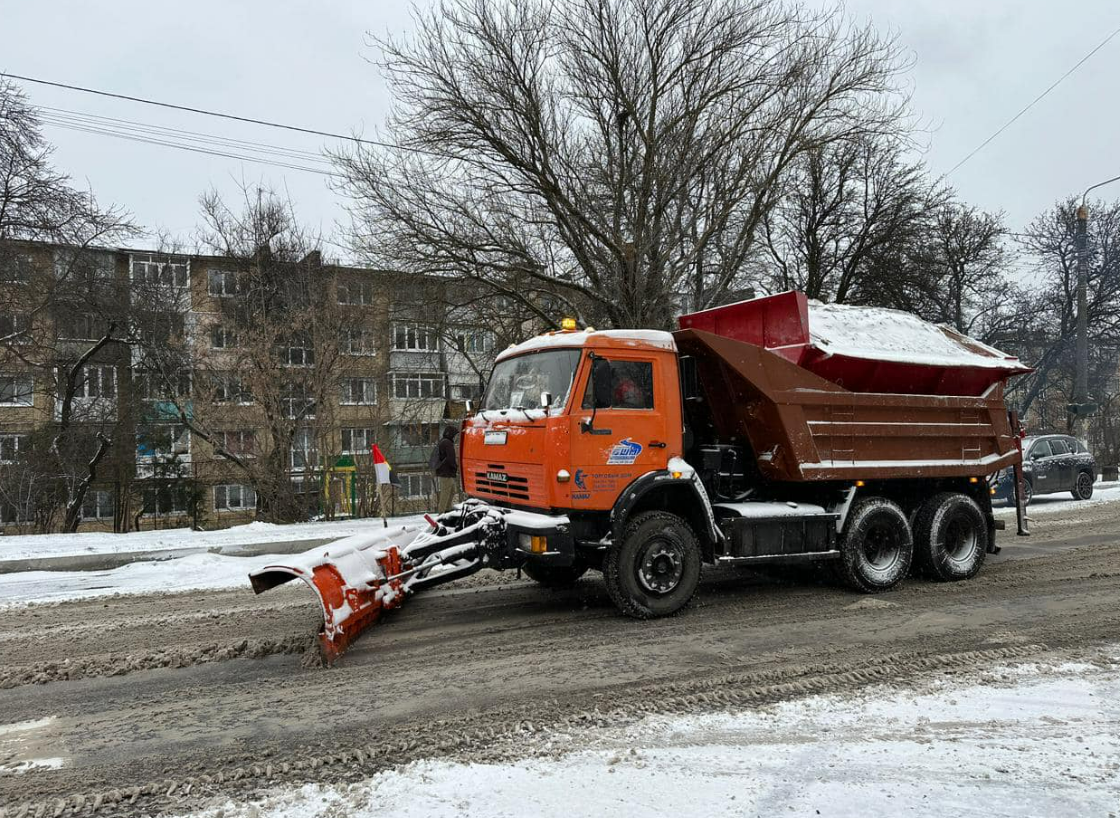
2, 0, 1118, 260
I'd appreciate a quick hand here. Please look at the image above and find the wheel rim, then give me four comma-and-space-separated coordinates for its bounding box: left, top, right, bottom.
1077, 473, 1092, 498
1022, 481, 1032, 504
637, 537, 685, 594
943, 514, 977, 562
863, 521, 902, 571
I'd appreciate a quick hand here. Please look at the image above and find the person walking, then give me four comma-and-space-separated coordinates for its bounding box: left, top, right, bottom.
433, 425, 459, 512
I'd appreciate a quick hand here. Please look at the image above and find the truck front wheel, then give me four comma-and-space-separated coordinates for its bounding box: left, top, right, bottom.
836, 497, 913, 593
604, 511, 702, 619
912, 493, 987, 582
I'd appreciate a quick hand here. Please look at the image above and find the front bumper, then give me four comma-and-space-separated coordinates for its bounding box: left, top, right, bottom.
501, 509, 577, 566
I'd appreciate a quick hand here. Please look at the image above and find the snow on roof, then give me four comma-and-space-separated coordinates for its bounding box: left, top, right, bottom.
807, 301, 1028, 371
497, 329, 676, 361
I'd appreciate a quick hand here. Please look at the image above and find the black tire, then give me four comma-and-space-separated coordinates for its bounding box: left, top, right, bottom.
912, 492, 987, 582
604, 511, 702, 619
521, 559, 589, 588
1020, 477, 1033, 506
836, 497, 913, 593
1071, 471, 1094, 501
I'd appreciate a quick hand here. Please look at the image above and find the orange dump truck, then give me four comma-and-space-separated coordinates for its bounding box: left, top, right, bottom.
252, 292, 1031, 661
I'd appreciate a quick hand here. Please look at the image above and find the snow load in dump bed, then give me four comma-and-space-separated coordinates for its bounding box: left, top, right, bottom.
678, 291, 1030, 396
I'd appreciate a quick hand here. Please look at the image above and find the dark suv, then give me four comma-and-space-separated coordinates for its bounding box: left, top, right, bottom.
991, 434, 1096, 505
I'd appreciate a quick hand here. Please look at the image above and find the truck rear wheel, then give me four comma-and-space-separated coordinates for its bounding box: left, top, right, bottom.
836, 497, 913, 593
913, 493, 987, 582
522, 559, 589, 588
604, 511, 701, 619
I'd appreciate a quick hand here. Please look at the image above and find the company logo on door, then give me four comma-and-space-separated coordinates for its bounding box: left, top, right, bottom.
607, 438, 643, 465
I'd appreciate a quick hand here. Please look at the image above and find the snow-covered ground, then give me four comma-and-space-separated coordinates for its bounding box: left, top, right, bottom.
189, 653, 1120, 818
0, 515, 422, 561
993, 479, 1120, 516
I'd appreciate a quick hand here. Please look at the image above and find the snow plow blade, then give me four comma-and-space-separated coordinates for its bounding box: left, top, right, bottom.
249, 506, 505, 663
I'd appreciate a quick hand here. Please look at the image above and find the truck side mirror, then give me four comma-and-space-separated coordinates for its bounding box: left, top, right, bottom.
591, 357, 612, 409
539, 391, 552, 409
465, 399, 474, 415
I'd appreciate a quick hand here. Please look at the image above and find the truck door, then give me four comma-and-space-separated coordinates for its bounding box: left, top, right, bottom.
568, 354, 673, 511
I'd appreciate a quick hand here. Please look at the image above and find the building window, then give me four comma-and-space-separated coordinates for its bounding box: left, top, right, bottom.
0, 375, 33, 406
290, 427, 318, 470
137, 424, 190, 458
75, 365, 117, 399
340, 377, 377, 405
392, 372, 446, 399
217, 429, 257, 456
212, 372, 252, 404
393, 324, 440, 352
337, 280, 374, 306
0, 253, 32, 284
0, 499, 32, 524
134, 370, 191, 401
450, 383, 483, 401
207, 269, 240, 297
281, 383, 315, 419
341, 427, 376, 454
0, 433, 29, 464
214, 483, 256, 512
398, 472, 434, 500
0, 313, 30, 342
291, 474, 321, 495
141, 486, 189, 516
453, 329, 493, 354
400, 423, 439, 448
58, 314, 107, 342
340, 328, 376, 356
281, 334, 314, 367
54, 249, 114, 284
210, 325, 237, 349
130, 254, 189, 287
81, 489, 114, 521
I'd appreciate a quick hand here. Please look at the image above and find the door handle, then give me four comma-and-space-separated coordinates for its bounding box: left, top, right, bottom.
649, 441, 667, 449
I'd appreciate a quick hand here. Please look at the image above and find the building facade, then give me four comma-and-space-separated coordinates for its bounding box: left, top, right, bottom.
0, 241, 510, 533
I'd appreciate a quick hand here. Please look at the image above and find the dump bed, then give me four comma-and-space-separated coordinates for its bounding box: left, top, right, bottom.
674, 304, 1024, 483
678, 291, 1030, 396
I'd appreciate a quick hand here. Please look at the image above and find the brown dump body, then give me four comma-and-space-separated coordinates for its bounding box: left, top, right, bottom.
675, 329, 1021, 483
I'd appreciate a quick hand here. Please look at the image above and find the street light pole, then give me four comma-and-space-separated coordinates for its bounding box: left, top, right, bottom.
1069, 175, 1120, 430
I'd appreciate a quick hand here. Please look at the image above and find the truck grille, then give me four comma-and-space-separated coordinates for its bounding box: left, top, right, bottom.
467, 462, 546, 506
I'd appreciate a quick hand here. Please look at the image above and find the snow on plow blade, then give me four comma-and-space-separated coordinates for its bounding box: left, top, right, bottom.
249, 509, 499, 663
249, 525, 422, 663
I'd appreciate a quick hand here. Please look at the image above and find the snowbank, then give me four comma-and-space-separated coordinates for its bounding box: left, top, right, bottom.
808, 300, 1028, 370
0, 552, 294, 607
187, 652, 1120, 817
0, 515, 424, 562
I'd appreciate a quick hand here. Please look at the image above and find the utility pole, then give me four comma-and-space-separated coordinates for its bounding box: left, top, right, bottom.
1073, 202, 1090, 431
1067, 175, 1120, 430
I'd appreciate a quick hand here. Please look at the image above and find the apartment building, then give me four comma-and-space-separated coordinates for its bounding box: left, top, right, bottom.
0, 240, 506, 533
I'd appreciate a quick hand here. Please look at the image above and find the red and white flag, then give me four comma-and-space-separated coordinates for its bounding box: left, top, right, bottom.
370, 444, 392, 485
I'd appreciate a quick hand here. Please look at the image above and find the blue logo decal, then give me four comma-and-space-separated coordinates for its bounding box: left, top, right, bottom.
574, 469, 588, 491
607, 438, 643, 465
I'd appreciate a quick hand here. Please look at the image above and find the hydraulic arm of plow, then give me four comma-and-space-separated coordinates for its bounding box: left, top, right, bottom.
248, 502, 521, 663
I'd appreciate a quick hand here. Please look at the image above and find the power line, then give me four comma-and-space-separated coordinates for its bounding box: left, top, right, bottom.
1, 71, 382, 148
947, 23, 1120, 176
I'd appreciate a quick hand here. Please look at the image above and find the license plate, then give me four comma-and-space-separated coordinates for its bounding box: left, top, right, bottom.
486, 471, 508, 482
484, 430, 507, 445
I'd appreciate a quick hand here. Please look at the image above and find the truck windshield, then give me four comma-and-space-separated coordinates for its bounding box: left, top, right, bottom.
483, 349, 582, 411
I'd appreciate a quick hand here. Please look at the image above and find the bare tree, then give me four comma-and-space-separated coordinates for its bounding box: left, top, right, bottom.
135, 185, 347, 523
1009, 198, 1120, 430
0, 79, 135, 531
759, 134, 942, 308
336, 0, 910, 330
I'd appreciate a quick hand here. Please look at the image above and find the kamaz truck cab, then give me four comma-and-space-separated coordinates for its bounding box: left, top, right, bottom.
461, 325, 714, 617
